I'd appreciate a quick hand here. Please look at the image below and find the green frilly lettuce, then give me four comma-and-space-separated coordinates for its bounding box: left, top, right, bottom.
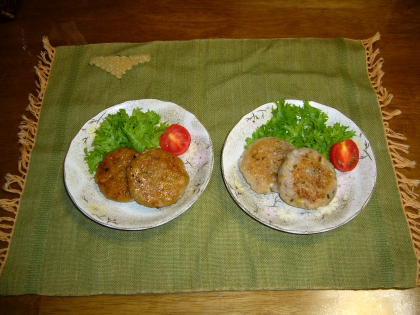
245, 100, 356, 159
84, 108, 169, 174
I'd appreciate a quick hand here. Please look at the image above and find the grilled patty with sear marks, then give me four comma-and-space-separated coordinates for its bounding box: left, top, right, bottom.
278, 147, 337, 209
95, 147, 138, 202
239, 137, 295, 194
127, 148, 189, 208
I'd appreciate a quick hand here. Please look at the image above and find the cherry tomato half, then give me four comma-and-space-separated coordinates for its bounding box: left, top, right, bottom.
159, 124, 191, 156
330, 139, 359, 172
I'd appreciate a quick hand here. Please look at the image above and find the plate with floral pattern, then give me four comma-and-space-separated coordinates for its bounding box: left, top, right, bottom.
64, 99, 214, 230
222, 100, 376, 234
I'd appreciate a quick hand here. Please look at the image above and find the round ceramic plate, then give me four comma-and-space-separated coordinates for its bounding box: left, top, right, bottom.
64, 99, 214, 230
222, 100, 377, 234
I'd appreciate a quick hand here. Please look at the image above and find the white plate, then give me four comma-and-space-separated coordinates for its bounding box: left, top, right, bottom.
222, 100, 377, 234
64, 99, 214, 230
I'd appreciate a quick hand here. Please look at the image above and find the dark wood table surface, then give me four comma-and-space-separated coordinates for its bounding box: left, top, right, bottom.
1, 0, 419, 314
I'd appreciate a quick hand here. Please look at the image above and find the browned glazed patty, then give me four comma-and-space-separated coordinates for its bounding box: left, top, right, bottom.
278, 147, 337, 210
127, 148, 190, 208
239, 137, 295, 194
95, 147, 138, 202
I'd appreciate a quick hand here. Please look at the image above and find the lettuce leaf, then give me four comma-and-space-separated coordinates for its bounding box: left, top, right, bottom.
84, 108, 169, 174
245, 100, 356, 159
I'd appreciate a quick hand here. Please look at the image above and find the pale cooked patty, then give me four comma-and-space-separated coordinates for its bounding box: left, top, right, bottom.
239, 137, 295, 194
127, 148, 189, 208
278, 147, 337, 210
95, 147, 138, 202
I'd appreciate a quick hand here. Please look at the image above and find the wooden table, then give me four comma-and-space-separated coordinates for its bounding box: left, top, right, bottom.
1, 0, 419, 313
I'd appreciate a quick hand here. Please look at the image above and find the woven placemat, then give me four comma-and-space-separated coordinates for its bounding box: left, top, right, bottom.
0, 34, 418, 295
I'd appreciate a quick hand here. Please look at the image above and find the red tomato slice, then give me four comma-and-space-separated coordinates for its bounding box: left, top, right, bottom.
159, 124, 191, 156
330, 139, 359, 172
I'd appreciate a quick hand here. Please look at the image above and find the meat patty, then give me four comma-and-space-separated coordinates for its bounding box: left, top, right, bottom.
127, 148, 189, 208
95, 147, 138, 202
278, 148, 337, 210
239, 137, 295, 194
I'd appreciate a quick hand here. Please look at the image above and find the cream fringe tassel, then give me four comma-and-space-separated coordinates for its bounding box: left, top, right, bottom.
363, 32, 420, 285
0, 37, 55, 274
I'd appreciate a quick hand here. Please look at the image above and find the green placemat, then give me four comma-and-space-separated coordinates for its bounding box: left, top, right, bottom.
0, 34, 418, 295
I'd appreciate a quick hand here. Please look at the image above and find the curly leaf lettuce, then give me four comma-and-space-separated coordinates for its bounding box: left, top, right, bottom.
245, 100, 356, 159
84, 108, 169, 174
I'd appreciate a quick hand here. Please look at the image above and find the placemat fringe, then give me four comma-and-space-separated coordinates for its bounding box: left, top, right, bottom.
363, 32, 420, 284
0, 248, 7, 262
0, 36, 55, 274
0, 34, 418, 288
